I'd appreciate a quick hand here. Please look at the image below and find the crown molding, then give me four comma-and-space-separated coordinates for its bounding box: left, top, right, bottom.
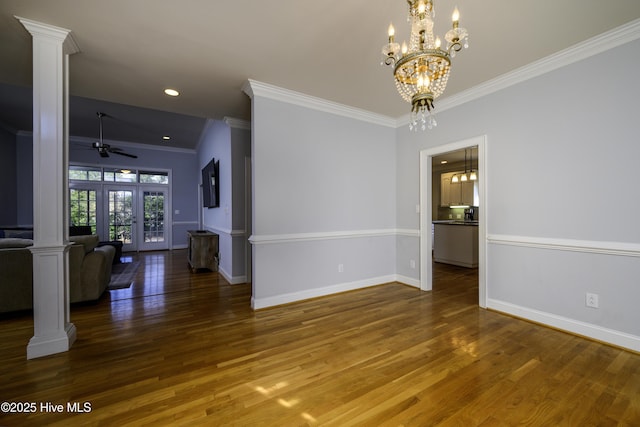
244, 19, 640, 129
223, 117, 251, 130
396, 18, 640, 126
243, 79, 397, 128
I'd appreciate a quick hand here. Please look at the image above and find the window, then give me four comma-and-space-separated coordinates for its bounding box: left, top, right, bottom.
103, 169, 137, 183
69, 189, 98, 234
69, 166, 169, 185
69, 166, 102, 181
139, 171, 169, 184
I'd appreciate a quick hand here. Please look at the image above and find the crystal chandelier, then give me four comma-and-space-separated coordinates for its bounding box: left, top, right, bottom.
381, 0, 469, 131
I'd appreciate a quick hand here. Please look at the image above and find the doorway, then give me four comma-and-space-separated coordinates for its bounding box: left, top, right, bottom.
104, 185, 170, 252
69, 166, 171, 252
139, 187, 169, 251
419, 135, 487, 308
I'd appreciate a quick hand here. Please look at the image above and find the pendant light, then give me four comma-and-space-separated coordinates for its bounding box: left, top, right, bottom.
460, 148, 468, 182
469, 146, 477, 181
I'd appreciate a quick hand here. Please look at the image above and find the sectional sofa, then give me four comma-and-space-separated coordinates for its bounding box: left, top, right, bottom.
0, 234, 115, 313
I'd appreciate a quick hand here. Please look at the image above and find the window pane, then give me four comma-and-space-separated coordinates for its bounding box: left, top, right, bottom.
104, 169, 137, 183
139, 171, 168, 184
69, 166, 101, 181
69, 189, 98, 234
88, 171, 102, 181
108, 190, 133, 243
115, 172, 136, 183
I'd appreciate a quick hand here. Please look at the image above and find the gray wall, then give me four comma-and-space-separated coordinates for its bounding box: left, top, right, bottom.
198, 119, 251, 284
0, 127, 17, 226
250, 92, 397, 308
229, 125, 251, 278
395, 37, 640, 348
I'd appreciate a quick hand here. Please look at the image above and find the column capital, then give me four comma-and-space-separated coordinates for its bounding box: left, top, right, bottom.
16, 16, 80, 55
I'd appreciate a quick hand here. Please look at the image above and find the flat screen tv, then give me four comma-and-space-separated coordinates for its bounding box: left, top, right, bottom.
201, 158, 219, 208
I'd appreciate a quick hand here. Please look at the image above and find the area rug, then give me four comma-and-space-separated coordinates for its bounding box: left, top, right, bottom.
107, 261, 140, 290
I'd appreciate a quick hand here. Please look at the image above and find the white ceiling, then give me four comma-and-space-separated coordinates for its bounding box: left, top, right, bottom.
1, 0, 640, 150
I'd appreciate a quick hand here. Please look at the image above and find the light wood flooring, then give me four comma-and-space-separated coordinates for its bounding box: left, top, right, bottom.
1, 250, 639, 426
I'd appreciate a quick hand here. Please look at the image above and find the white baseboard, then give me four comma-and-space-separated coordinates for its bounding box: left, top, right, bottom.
488, 298, 640, 353
217, 266, 247, 285
172, 244, 188, 250
252, 275, 397, 309
395, 275, 420, 289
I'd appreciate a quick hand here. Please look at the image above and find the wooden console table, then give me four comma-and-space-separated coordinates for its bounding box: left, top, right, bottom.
187, 230, 219, 272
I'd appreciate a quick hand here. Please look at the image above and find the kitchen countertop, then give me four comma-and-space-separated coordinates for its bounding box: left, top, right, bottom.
432, 220, 479, 226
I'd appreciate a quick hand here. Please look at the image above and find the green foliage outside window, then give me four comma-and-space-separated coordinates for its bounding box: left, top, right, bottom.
69, 189, 97, 234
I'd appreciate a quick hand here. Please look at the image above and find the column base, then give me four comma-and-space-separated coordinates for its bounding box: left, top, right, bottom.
27, 323, 77, 360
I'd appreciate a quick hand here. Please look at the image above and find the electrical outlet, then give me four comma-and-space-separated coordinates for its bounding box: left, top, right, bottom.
410, 260, 416, 269
586, 293, 599, 308
338, 264, 344, 273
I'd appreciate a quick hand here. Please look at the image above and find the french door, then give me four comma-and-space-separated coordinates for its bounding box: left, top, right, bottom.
138, 187, 168, 251
106, 186, 136, 252
104, 185, 169, 252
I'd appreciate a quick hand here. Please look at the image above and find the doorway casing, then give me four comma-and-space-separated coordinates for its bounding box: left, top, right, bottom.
419, 135, 487, 308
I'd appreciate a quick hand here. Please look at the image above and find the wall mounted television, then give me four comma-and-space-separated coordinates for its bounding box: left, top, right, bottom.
201, 158, 219, 208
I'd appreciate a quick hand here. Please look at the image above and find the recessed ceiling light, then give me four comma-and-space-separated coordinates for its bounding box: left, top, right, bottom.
162, 136, 171, 141
164, 88, 179, 97
440, 160, 448, 164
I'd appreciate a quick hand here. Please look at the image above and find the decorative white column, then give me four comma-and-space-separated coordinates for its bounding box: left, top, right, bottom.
17, 17, 80, 359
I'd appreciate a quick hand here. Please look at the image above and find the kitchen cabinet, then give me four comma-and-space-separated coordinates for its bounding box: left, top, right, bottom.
440, 173, 453, 207
433, 222, 478, 268
440, 172, 476, 207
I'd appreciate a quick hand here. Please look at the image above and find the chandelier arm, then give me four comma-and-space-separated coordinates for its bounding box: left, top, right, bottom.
384, 55, 397, 66
448, 40, 463, 54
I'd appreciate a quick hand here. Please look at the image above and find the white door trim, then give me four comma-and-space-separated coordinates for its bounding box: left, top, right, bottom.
419, 135, 488, 308
138, 185, 170, 251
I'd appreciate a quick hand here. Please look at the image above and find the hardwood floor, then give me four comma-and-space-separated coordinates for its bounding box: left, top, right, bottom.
1, 251, 639, 426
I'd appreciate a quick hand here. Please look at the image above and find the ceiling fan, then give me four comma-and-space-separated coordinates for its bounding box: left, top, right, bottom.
92, 112, 138, 159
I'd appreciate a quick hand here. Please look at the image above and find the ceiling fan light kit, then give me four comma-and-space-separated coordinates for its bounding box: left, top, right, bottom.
381, 0, 469, 131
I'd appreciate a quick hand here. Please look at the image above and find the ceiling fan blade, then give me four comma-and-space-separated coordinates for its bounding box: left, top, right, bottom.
109, 150, 138, 159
